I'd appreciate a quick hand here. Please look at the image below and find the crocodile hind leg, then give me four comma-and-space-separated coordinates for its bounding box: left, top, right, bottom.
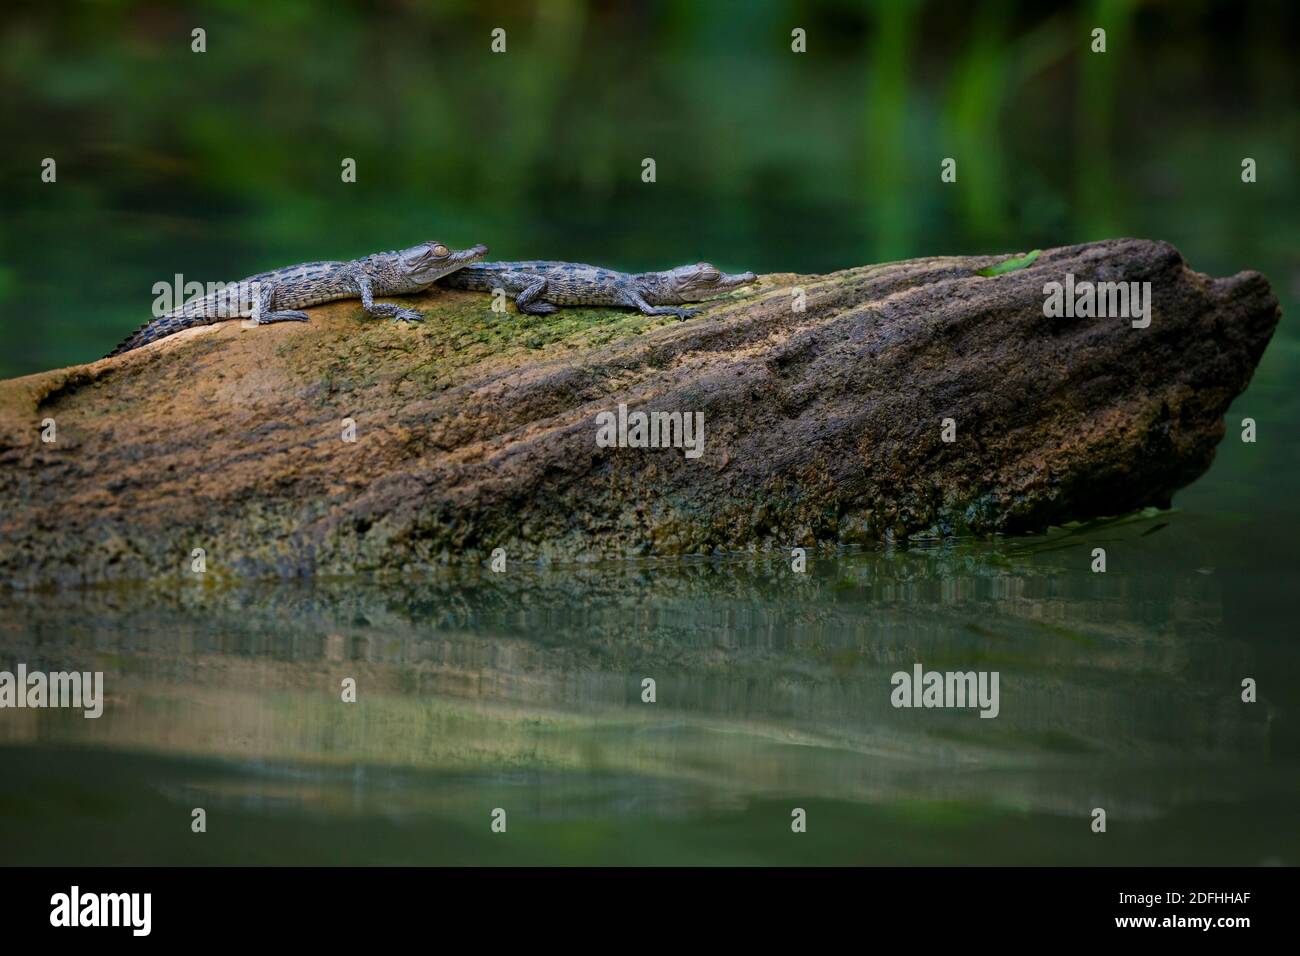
513, 277, 558, 315
249, 282, 310, 325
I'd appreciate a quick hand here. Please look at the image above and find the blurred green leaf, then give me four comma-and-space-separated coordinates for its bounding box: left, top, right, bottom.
974, 249, 1040, 276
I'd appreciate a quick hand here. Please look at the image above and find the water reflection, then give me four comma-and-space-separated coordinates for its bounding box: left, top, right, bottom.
1, 515, 1294, 864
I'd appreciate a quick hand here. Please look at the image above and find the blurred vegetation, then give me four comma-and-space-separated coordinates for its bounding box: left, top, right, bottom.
0, 0, 1296, 376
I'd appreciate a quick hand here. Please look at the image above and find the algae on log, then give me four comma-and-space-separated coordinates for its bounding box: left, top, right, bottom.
0, 239, 1279, 587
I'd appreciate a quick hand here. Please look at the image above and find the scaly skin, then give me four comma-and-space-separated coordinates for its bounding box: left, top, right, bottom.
438, 260, 757, 319
109, 241, 489, 356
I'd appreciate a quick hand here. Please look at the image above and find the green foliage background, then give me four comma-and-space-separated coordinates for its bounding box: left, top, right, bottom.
0, 0, 1295, 375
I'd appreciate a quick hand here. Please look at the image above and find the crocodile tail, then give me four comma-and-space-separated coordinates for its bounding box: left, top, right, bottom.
106, 313, 206, 358
107, 320, 154, 357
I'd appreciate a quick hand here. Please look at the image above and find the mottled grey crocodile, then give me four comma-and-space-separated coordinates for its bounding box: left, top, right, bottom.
109, 241, 489, 356
438, 260, 758, 319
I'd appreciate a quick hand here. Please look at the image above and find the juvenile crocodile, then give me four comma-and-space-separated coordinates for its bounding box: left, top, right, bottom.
108, 241, 489, 356
437, 260, 757, 319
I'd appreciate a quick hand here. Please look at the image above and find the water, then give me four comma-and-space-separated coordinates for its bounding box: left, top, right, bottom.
3, 497, 1297, 864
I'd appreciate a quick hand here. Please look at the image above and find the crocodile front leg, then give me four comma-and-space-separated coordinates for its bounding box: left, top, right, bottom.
352, 270, 424, 322
624, 291, 699, 320
250, 283, 311, 325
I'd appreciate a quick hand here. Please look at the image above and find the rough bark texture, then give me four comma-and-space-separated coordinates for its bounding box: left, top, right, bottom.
0, 239, 1279, 587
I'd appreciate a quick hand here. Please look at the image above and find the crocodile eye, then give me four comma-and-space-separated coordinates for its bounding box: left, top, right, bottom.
431, 244, 449, 258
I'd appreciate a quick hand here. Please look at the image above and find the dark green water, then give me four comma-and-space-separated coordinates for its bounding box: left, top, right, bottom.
1, 2, 1298, 864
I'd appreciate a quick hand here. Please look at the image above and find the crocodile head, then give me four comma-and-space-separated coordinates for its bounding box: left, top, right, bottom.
644, 262, 758, 304
397, 241, 489, 286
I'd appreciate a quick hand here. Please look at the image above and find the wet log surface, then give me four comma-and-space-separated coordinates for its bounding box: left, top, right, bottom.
0, 238, 1279, 587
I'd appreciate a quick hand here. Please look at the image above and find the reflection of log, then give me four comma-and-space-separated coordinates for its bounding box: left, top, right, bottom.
0, 536, 1264, 819
0, 239, 1279, 586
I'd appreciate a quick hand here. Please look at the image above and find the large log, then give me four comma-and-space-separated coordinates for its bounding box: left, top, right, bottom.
0, 239, 1279, 587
